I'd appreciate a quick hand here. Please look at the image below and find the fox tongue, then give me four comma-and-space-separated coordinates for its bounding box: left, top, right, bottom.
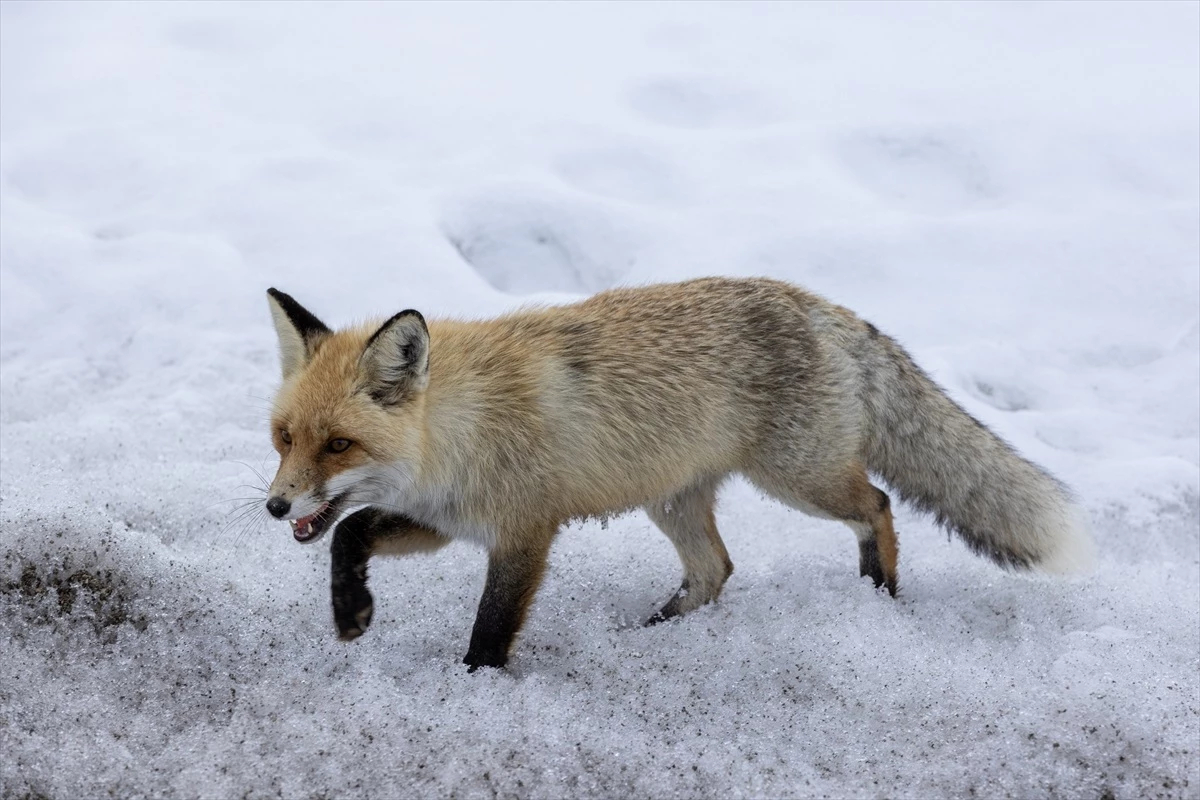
296, 508, 324, 529
292, 502, 330, 532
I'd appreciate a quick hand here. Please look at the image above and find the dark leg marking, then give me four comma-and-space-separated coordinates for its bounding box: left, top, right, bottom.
644, 579, 691, 626
858, 538, 897, 597
330, 507, 441, 641
463, 541, 551, 672
330, 508, 387, 640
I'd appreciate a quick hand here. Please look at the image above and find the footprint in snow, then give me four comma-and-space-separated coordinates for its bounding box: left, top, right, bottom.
440, 189, 642, 296
837, 129, 1000, 213
968, 379, 1035, 412
627, 77, 776, 130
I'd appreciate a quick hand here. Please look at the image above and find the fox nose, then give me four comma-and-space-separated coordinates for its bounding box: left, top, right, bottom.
266, 497, 291, 519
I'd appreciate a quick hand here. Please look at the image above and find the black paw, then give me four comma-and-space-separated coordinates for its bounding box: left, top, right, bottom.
858, 541, 898, 597
333, 582, 374, 641
859, 569, 898, 598
644, 609, 675, 627
644, 584, 687, 626
462, 649, 507, 673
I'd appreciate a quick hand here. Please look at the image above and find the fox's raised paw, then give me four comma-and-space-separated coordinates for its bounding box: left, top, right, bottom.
333, 584, 374, 641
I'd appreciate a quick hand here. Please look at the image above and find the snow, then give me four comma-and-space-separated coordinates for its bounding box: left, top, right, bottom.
1, 1, 1197, 797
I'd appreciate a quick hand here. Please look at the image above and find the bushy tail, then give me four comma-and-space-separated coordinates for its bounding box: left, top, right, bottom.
859, 332, 1093, 572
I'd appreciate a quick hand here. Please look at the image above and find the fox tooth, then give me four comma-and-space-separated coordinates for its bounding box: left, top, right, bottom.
306, 523, 314, 535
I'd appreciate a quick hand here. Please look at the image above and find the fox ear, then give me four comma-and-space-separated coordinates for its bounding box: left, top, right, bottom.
360, 310, 429, 405
267, 288, 331, 380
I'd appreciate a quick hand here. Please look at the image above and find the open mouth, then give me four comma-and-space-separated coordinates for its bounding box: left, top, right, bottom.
289, 495, 346, 544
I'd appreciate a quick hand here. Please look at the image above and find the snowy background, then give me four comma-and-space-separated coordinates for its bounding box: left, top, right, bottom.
1, 1, 1197, 797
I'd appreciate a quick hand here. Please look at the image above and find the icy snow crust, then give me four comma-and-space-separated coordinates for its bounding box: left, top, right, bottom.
1, 2, 1197, 798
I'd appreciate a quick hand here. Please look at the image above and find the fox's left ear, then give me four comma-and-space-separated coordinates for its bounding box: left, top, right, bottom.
267, 288, 331, 380
360, 310, 429, 405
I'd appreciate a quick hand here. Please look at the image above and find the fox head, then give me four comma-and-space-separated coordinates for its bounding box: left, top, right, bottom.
265, 288, 429, 544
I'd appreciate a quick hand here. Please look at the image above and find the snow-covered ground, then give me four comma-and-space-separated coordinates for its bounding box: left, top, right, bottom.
2, 2, 1197, 797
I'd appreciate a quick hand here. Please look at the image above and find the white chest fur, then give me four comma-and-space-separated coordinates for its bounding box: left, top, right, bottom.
375, 462, 497, 550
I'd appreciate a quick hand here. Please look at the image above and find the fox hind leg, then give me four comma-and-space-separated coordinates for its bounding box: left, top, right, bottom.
849, 485, 898, 596
748, 464, 898, 596
873, 499, 899, 595
643, 476, 734, 625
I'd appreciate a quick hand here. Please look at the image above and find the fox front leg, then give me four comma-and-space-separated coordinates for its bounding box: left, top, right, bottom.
330, 508, 448, 641
463, 535, 553, 672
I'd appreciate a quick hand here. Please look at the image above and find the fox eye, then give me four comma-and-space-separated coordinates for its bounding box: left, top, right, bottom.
328, 438, 351, 453
280, 430, 292, 445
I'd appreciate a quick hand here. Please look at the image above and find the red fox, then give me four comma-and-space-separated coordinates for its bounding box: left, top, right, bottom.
264, 278, 1091, 671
